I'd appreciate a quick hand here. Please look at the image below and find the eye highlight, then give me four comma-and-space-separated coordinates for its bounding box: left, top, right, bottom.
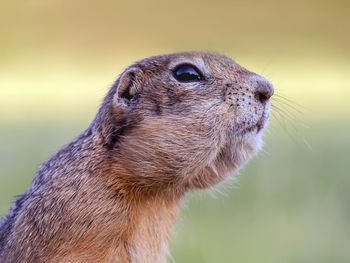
173, 64, 203, 82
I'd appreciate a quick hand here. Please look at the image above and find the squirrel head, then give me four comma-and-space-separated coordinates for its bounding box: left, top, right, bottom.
95, 52, 273, 192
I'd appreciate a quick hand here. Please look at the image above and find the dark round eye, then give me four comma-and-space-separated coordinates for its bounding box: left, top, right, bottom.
174, 65, 203, 82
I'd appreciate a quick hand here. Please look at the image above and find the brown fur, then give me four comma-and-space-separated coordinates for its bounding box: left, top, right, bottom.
0, 52, 273, 262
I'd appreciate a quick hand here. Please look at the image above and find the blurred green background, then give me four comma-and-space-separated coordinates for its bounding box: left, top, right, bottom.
0, 0, 349, 262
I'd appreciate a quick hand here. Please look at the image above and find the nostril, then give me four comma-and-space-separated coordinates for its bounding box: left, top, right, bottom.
257, 90, 270, 102
254, 81, 274, 103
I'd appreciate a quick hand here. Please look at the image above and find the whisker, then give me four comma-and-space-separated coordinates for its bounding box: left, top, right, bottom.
274, 92, 310, 111
260, 148, 271, 157
271, 104, 296, 121
272, 97, 305, 115
303, 137, 313, 151
271, 105, 298, 129
271, 110, 290, 131
272, 102, 310, 129
270, 103, 312, 149
270, 112, 300, 143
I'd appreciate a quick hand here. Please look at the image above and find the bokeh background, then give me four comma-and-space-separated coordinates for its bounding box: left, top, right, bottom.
1, 0, 349, 262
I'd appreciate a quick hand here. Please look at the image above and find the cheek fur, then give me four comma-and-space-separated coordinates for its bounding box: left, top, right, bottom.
187, 129, 264, 190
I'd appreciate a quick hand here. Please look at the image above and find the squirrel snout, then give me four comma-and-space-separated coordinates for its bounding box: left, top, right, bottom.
254, 80, 274, 103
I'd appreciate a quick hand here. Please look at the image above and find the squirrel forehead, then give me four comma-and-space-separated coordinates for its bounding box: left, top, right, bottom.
133, 52, 251, 79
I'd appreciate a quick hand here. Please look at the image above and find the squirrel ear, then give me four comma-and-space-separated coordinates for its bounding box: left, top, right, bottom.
113, 66, 143, 105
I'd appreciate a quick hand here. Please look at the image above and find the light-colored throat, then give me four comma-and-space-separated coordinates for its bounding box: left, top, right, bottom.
127, 197, 182, 263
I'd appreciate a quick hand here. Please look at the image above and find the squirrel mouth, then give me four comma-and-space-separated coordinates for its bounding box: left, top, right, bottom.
256, 115, 266, 132
240, 112, 268, 135
254, 106, 270, 133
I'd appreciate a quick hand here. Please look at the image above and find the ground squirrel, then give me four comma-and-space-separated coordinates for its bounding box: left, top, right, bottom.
0, 52, 273, 263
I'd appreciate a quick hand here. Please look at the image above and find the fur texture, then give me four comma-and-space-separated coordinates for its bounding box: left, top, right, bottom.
0, 52, 273, 263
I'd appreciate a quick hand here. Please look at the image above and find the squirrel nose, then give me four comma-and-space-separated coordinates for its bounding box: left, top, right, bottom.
254, 80, 274, 103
